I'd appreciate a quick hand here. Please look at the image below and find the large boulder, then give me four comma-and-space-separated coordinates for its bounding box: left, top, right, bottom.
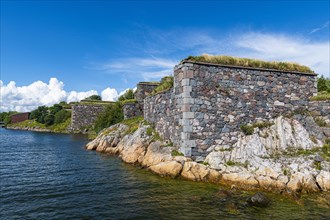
149, 161, 183, 178
181, 162, 210, 181
142, 141, 173, 167
316, 170, 330, 191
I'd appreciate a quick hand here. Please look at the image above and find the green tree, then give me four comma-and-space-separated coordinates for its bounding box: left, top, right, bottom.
317, 76, 330, 92
30, 106, 49, 123
118, 89, 134, 101
49, 104, 63, 115
94, 102, 124, 132
44, 114, 55, 126
54, 109, 71, 124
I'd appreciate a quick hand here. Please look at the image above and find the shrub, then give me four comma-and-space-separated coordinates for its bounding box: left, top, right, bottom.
94, 102, 124, 133
54, 109, 71, 124
240, 125, 254, 135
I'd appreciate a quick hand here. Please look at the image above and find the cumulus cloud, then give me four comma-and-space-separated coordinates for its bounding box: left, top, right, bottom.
0, 78, 124, 112
234, 32, 330, 76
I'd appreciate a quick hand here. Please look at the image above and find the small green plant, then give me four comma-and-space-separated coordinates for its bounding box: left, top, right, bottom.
171, 150, 184, 156
202, 162, 210, 166
225, 161, 237, 166
240, 125, 254, 135
314, 117, 328, 127
146, 127, 153, 136
322, 144, 330, 157
314, 161, 322, 170
283, 169, 288, 176
240, 121, 274, 136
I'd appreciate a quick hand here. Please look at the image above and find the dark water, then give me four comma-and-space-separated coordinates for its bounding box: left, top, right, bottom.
1, 128, 329, 219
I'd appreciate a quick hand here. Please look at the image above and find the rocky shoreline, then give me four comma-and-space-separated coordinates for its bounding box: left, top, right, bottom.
86, 115, 330, 195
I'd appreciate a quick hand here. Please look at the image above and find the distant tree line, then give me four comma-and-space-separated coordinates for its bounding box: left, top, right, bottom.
29, 102, 71, 126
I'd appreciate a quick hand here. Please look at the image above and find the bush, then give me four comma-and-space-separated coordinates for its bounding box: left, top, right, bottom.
240, 125, 254, 135
54, 109, 71, 124
94, 102, 124, 133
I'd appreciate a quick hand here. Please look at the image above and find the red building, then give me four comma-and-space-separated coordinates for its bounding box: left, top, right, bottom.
10, 112, 30, 124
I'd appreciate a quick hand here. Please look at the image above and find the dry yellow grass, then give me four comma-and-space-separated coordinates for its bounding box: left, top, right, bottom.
183, 54, 315, 74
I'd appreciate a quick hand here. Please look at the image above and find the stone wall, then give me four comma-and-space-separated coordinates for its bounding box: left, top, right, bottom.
71, 104, 107, 131
308, 100, 330, 121
144, 61, 318, 157
135, 82, 160, 104
144, 88, 183, 148
175, 62, 317, 157
123, 102, 143, 119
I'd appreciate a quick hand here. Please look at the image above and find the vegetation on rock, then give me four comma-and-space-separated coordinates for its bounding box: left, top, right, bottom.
183, 54, 315, 74
240, 121, 274, 135
150, 76, 174, 95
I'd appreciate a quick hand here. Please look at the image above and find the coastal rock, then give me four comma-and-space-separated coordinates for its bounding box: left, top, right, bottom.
247, 192, 271, 207
149, 161, 182, 178
316, 171, 330, 191
142, 141, 173, 167
119, 126, 150, 164
181, 162, 210, 181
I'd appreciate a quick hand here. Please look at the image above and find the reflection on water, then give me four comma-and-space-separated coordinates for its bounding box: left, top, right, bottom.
0, 128, 329, 219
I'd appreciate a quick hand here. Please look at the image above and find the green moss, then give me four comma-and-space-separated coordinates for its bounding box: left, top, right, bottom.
183, 54, 315, 74
171, 150, 184, 156
202, 162, 210, 166
146, 127, 153, 136
226, 160, 249, 168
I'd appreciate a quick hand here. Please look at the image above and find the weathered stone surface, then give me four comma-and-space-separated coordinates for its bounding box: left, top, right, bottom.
142, 141, 173, 167
181, 162, 210, 181
316, 171, 330, 191
71, 104, 107, 132
149, 161, 183, 178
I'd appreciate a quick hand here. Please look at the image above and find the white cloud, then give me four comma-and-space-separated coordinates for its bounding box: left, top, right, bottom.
101, 87, 118, 101
234, 32, 330, 76
0, 78, 128, 112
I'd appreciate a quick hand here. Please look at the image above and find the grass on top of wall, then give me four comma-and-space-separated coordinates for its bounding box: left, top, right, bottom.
150, 76, 174, 95
183, 54, 315, 74
310, 91, 330, 101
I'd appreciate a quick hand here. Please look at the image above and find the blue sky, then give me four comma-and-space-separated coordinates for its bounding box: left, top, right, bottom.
1, 0, 329, 111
